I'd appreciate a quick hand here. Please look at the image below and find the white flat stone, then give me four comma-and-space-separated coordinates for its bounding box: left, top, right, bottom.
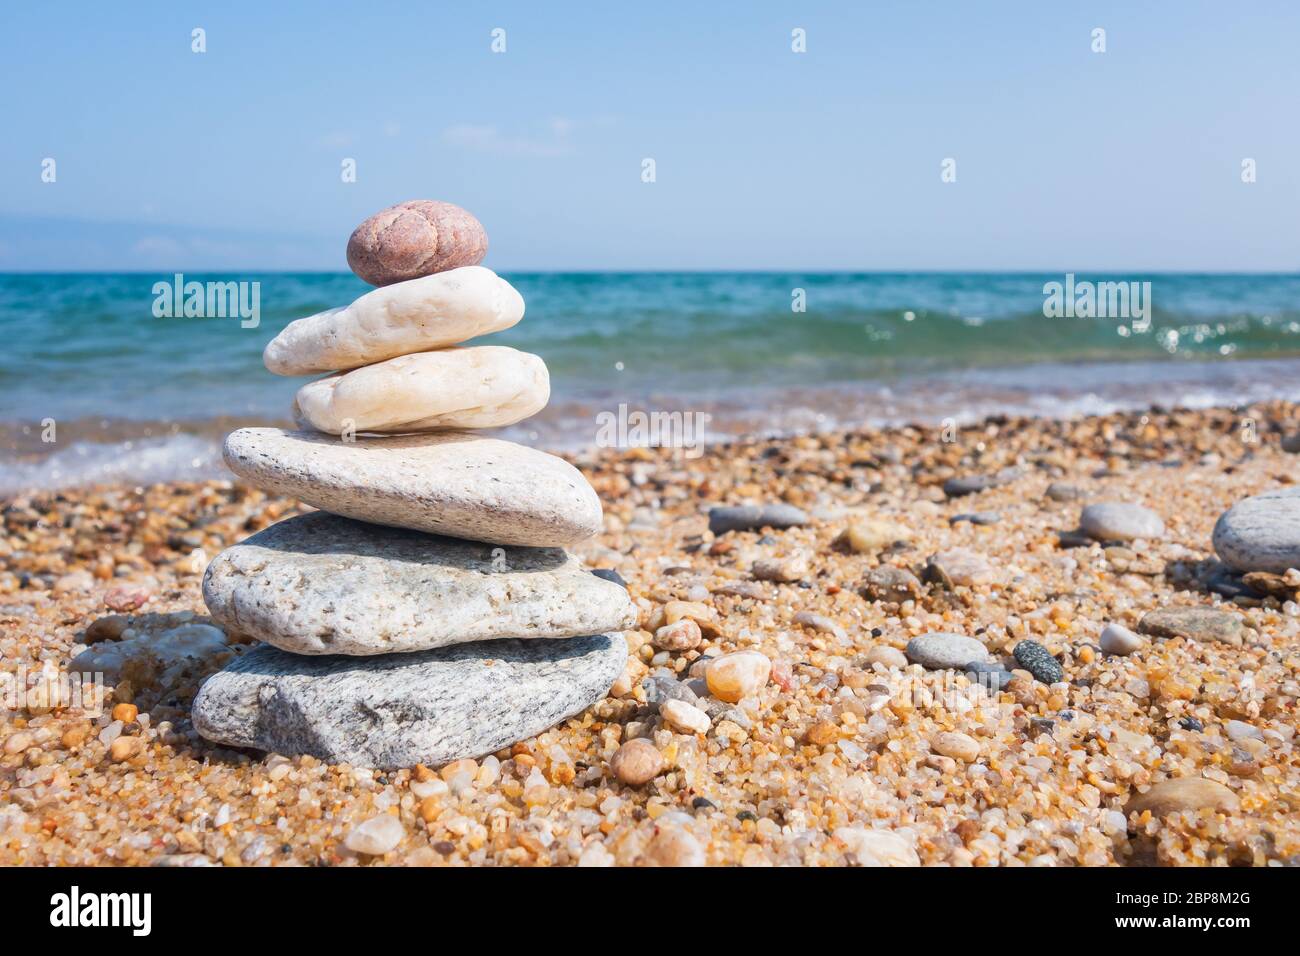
263, 266, 524, 376
191, 634, 627, 769
1213, 487, 1300, 574
293, 346, 549, 434
222, 428, 602, 547
203, 511, 637, 655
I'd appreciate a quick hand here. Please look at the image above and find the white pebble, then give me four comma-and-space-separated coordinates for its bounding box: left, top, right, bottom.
1099, 622, 1143, 656
661, 698, 711, 735
344, 813, 405, 855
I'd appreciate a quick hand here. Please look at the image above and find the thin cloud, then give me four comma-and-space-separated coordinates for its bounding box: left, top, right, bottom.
441, 119, 576, 157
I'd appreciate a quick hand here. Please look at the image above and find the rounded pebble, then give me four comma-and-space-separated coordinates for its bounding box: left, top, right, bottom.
610, 739, 665, 786
346, 200, 488, 286
1099, 622, 1143, 656
705, 650, 771, 703
1079, 502, 1165, 542
905, 632, 988, 670
932, 731, 980, 762
1013, 640, 1063, 683
344, 813, 406, 855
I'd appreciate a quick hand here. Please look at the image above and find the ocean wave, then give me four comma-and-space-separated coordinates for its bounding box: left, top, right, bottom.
0, 434, 226, 496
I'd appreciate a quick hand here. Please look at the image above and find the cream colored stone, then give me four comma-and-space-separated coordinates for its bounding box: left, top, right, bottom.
705, 650, 771, 703
264, 266, 524, 375
932, 731, 980, 762
293, 346, 548, 435
223, 428, 602, 546
661, 699, 711, 735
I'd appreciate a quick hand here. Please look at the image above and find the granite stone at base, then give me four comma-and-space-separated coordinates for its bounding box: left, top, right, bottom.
202, 511, 638, 655
192, 634, 627, 769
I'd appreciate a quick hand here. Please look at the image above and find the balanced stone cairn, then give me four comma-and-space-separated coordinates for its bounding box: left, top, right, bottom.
192, 199, 637, 769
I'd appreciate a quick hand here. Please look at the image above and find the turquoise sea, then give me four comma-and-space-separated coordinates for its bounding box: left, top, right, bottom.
3, 271, 1300, 492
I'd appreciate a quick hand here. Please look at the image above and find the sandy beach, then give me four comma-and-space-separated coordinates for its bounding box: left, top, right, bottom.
1, 400, 1296, 867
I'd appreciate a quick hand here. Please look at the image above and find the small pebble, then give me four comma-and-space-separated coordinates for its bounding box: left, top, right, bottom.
108, 736, 143, 762
661, 699, 711, 735
705, 650, 771, 703
1099, 622, 1143, 656
610, 739, 665, 786
752, 555, 808, 583
864, 645, 908, 669
1013, 640, 1063, 684
1125, 777, 1240, 817
905, 632, 988, 671
344, 813, 406, 855
708, 504, 808, 535
1079, 502, 1165, 542
932, 731, 980, 762
653, 618, 702, 651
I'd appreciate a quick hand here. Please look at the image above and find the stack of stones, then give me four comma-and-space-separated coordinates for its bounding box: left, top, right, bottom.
192, 200, 636, 769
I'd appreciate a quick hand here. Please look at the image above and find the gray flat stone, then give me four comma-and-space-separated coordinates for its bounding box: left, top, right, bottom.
223, 428, 602, 547
1137, 607, 1244, 645
1079, 502, 1165, 542
905, 632, 989, 670
1212, 488, 1300, 574
192, 634, 626, 769
707, 504, 808, 535
202, 512, 637, 656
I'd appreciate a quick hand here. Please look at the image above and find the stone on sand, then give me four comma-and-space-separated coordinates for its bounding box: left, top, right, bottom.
1079, 502, 1165, 542
293, 346, 549, 434
1137, 606, 1244, 645
192, 634, 626, 769
222, 428, 602, 547
707, 504, 808, 535
263, 266, 523, 376
202, 512, 637, 656
1212, 487, 1300, 574
1124, 777, 1240, 817
1099, 622, 1144, 656
905, 632, 989, 670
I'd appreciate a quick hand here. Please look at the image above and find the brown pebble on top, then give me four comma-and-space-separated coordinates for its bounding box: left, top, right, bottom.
346, 200, 488, 287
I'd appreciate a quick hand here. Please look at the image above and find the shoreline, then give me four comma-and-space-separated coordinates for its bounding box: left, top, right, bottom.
8, 353, 1300, 496
1, 400, 1298, 865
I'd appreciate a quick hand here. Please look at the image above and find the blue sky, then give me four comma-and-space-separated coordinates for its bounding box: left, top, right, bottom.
1, 1, 1297, 271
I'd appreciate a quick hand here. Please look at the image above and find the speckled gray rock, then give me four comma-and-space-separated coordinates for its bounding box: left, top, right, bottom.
1013, 640, 1063, 683
905, 632, 989, 670
708, 504, 808, 535
192, 634, 626, 769
1212, 488, 1300, 574
202, 512, 636, 656
1079, 502, 1165, 542
222, 428, 601, 547
347, 200, 488, 287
